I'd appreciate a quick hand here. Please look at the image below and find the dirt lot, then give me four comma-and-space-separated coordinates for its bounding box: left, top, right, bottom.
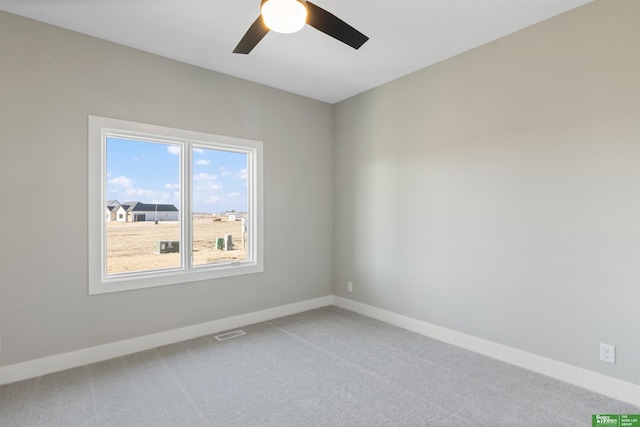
106, 217, 247, 274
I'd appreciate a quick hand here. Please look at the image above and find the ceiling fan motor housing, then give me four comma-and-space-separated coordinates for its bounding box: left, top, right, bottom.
234, 0, 368, 54
261, 0, 308, 34
261, 0, 307, 6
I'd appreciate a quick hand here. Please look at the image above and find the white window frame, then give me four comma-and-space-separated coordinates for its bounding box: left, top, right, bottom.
88, 116, 263, 295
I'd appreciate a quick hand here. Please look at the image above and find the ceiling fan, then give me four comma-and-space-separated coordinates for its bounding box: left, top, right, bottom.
233, 0, 369, 54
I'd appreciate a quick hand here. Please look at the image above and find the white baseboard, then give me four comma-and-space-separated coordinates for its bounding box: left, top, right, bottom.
2, 294, 638, 407
0, 295, 333, 386
333, 296, 640, 407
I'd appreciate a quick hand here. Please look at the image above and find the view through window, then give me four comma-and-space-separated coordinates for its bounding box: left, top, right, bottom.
106, 137, 182, 274
89, 116, 263, 294
191, 146, 249, 267
106, 138, 250, 275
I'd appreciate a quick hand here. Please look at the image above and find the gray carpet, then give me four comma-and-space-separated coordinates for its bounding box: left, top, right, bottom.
0, 306, 637, 426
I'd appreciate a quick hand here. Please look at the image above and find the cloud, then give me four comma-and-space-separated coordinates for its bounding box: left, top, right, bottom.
192, 171, 227, 210
237, 168, 248, 181
108, 175, 134, 188
202, 195, 224, 205
193, 148, 204, 154
107, 175, 176, 206
194, 181, 223, 192
167, 145, 180, 155
165, 183, 179, 189
226, 192, 241, 198
193, 173, 218, 181
196, 159, 210, 166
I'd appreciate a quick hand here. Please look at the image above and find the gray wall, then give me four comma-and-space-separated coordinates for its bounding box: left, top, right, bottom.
0, 12, 333, 366
333, 0, 640, 384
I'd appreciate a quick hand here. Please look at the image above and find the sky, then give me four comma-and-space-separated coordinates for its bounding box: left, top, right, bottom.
106, 137, 248, 213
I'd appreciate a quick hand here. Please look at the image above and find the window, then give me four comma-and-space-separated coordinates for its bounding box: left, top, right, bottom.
89, 116, 263, 295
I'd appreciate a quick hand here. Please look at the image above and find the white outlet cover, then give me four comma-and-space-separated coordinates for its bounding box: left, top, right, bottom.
600, 343, 616, 364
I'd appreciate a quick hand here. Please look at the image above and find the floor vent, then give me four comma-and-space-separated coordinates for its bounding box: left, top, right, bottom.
214, 330, 246, 341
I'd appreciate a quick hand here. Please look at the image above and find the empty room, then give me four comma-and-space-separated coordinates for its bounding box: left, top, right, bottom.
0, 0, 639, 425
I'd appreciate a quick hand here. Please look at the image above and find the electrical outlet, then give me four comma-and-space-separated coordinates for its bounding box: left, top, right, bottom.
347, 282, 353, 292
600, 343, 615, 364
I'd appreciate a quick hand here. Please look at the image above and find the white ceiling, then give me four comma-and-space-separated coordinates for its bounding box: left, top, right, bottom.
0, 0, 591, 104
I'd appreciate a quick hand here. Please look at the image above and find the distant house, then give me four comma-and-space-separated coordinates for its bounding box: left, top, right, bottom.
115, 204, 130, 222
105, 200, 121, 222
106, 200, 179, 222
124, 201, 179, 222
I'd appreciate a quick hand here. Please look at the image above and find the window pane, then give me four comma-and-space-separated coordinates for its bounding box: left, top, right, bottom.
192, 147, 248, 266
105, 137, 181, 275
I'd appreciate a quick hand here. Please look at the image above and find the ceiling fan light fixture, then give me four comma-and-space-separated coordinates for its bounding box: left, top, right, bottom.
261, 0, 307, 34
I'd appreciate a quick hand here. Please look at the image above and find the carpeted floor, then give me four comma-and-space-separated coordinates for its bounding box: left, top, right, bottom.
0, 306, 637, 426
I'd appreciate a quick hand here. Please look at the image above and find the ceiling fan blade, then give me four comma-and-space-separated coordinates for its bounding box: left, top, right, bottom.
305, 1, 369, 50
233, 15, 270, 54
